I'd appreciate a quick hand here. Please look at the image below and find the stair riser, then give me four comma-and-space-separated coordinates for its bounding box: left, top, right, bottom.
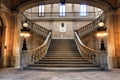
34, 62, 91, 64
39, 59, 87, 61
28, 65, 97, 67
43, 57, 84, 59
45, 55, 82, 57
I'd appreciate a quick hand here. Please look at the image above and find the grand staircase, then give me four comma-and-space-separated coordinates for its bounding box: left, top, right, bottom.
26, 39, 100, 71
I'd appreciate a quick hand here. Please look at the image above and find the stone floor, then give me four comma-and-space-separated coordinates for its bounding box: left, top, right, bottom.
0, 68, 120, 80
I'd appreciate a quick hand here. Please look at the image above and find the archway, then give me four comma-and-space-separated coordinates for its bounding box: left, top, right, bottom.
16, 0, 116, 69
17, 0, 111, 12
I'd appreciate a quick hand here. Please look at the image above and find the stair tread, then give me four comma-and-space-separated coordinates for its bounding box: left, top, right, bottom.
35, 61, 91, 63
25, 67, 101, 71
28, 64, 97, 67
40, 59, 87, 61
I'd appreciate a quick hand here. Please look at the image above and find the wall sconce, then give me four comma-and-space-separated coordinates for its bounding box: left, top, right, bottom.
20, 20, 30, 50
96, 20, 107, 50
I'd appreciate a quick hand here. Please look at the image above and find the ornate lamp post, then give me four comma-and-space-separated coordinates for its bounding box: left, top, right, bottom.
96, 20, 108, 70
20, 20, 30, 50
96, 20, 107, 50
20, 20, 30, 69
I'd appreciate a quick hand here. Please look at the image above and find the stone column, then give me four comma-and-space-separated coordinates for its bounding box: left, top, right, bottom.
105, 10, 120, 68
117, 8, 120, 67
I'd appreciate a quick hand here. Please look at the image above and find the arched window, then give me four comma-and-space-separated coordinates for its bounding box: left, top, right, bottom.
60, 23, 66, 32
39, 5, 45, 16
80, 4, 87, 16
59, 3, 66, 16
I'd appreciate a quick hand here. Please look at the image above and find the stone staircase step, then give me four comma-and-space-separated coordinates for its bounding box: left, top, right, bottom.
25, 67, 101, 71
34, 61, 91, 64
39, 59, 88, 61
43, 57, 84, 59
45, 55, 82, 57
28, 63, 97, 67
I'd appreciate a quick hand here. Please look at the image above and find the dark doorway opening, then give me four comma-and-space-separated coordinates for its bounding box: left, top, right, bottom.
0, 18, 4, 68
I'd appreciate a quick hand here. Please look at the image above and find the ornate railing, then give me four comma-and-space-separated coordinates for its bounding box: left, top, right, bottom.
74, 32, 98, 65
30, 23, 49, 37
31, 32, 52, 62
19, 11, 49, 37
74, 31, 108, 70
24, 11, 102, 19
76, 13, 104, 37
74, 13, 108, 70
19, 11, 52, 69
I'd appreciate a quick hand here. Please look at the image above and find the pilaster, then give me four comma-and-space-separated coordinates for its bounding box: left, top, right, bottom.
105, 10, 120, 68
12, 11, 22, 68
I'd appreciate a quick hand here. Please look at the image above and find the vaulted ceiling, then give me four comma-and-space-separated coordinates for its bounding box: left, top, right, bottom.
1, 0, 119, 11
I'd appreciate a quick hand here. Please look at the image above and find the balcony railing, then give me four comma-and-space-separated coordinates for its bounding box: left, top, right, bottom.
24, 11, 102, 20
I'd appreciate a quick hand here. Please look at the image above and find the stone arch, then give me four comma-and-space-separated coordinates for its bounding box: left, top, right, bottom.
17, 0, 111, 12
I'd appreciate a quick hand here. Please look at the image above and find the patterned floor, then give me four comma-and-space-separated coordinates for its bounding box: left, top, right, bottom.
0, 68, 120, 80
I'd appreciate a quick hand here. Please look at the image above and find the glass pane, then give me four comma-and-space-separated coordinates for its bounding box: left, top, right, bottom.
80, 4, 87, 16
39, 5, 45, 16
59, 3, 66, 16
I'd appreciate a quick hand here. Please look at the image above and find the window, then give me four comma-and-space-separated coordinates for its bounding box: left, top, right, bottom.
39, 5, 45, 16
80, 4, 87, 16
59, 3, 66, 16
60, 23, 66, 32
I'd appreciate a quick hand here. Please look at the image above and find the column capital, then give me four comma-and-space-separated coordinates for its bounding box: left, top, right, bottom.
104, 10, 117, 16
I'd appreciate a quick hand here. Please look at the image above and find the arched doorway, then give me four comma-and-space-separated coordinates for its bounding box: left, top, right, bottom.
0, 17, 4, 68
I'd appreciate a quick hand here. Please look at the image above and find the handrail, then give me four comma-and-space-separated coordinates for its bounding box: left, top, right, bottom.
75, 32, 96, 52
19, 11, 49, 37
31, 32, 51, 51
74, 32, 98, 65
31, 32, 52, 62
76, 13, 104, 37
74, 32, 108, 70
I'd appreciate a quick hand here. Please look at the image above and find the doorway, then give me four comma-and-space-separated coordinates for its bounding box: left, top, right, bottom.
0, 18, 4, 68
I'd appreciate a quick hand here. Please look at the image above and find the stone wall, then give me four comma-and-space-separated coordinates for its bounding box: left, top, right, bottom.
29, 31, 45, 50
81, 32, 98, 50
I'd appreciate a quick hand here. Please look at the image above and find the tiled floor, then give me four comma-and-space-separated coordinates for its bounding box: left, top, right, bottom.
0, 68, 120, 80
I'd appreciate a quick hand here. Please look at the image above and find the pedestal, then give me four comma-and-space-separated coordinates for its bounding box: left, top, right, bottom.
20, 50, 30, 69
100, 51, 108, 70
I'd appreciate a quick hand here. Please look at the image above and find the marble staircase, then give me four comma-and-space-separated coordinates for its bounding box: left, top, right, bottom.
26, 39, 100, 71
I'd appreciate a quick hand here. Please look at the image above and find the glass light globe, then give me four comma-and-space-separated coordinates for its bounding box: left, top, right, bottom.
23, 22, 29, 27
98, 21, 104, 27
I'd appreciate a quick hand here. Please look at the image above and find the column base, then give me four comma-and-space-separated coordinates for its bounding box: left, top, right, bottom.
108, 56, 120, 68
